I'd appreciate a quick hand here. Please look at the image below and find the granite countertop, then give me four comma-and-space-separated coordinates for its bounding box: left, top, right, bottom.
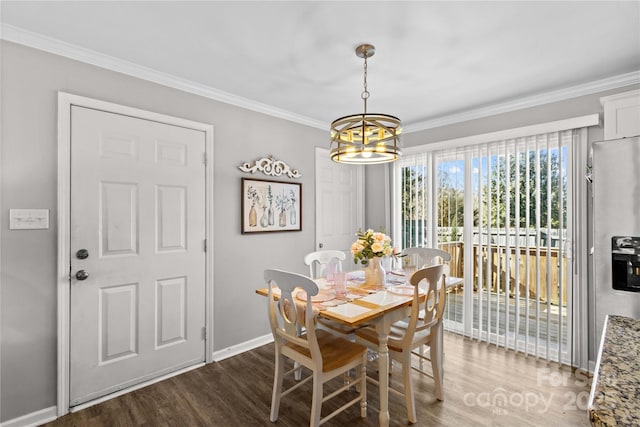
589, 315, 640, 426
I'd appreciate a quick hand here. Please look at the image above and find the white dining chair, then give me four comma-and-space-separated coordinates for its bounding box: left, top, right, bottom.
265, 269, 367, 427
403, 247, 458, 371
403, 247, 451, 269
355, 265, 446, 424
303, 249, 346, 279
303, 250, 360, 337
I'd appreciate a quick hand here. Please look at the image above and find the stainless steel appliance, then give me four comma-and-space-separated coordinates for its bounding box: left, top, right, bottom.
611, 236, 640, 292
591, 136, 640, 356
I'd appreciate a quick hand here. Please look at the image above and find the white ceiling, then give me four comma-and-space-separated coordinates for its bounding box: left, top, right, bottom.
2, 1, 639, 131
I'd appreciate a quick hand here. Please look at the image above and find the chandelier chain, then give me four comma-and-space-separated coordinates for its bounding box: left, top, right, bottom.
361, 53, 369, 113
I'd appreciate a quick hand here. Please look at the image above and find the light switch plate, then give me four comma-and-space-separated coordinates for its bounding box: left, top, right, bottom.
9, 209, 50, 230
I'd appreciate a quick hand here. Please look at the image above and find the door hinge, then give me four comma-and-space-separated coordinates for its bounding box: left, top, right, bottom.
201, 326, 206, 340
203, 152, 207, 166
204, 238, 207, 252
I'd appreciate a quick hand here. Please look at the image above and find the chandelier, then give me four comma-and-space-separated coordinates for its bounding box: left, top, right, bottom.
330, 44, 401, 164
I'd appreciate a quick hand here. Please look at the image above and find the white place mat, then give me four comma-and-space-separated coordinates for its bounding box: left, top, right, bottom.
324, 303, 371, 317
359, 291, 409, 306
387, 285, 424, 296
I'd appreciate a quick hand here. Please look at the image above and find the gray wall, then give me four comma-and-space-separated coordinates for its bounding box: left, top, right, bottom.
0, 41, 327, 421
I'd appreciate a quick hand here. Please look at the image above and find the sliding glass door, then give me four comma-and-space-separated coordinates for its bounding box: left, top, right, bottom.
394, 130, 575, 364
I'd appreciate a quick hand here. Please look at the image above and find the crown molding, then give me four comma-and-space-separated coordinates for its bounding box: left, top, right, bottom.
0, 24, 327, 130
404, 71, 640, 133
3, 24, 638, 135
402, 113, 600, 155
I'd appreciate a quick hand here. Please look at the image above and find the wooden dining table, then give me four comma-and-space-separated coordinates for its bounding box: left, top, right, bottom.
256, 270, 462, 427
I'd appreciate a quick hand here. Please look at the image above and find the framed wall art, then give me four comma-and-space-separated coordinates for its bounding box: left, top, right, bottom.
241, 178, 302, 234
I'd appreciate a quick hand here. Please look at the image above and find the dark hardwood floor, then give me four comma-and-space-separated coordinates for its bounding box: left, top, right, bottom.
45, 332, 591, 426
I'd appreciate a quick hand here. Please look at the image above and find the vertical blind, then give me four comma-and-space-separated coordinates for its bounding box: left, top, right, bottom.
396, 129, 575, 364
397, 152, 430, 249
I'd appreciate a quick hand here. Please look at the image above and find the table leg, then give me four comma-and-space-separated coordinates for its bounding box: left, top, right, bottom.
295, 325, 303, 380
433, 321, 444, 399
377, 322, 391, 427
438, 320, 444, 379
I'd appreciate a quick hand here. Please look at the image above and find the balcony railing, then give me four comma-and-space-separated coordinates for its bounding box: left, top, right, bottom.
438, 241, 567, 306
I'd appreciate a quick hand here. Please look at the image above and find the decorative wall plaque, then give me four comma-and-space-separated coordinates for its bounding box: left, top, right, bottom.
238, 155, 301, 179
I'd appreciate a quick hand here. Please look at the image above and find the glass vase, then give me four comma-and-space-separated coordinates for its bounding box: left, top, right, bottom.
365, 256, 386, 287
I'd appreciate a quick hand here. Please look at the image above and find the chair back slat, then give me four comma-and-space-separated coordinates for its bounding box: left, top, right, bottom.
304, 250, 346, 279
403, 247, 451, 269
404, 265, 446, 345
265, 269, 321, 356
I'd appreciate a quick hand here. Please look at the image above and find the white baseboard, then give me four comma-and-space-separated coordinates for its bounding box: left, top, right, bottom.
211, 333, 273, 362
1, 406, 57, 427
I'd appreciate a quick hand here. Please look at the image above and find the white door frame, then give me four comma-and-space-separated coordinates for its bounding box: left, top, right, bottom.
56, 92, 215, 415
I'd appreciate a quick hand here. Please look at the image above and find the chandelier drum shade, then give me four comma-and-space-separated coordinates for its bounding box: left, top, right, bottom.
330, 44, 401, 164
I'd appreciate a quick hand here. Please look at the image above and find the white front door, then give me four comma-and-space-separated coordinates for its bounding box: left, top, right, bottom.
314, 147, 364, 254
69, 106, 207, 406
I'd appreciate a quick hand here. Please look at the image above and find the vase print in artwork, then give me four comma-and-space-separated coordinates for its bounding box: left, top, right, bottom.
258, 187, 268, 227
267, 185, 274, 226
276, 190, 288, 227
289, 189, 297, 225
260, 207, 268, 227
247, 185, 259, 227
249, 205, 257, 227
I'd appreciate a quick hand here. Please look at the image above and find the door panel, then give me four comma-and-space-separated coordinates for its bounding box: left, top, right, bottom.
156, 185, 187, 251
70, 106, 206, 406
99, 283, 138, 364
100, 182, 138, 255
156, 277, 187, 347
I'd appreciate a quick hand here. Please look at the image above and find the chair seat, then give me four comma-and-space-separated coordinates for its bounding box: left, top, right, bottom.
286, 329, 367, 372
355, 321, 437, 353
